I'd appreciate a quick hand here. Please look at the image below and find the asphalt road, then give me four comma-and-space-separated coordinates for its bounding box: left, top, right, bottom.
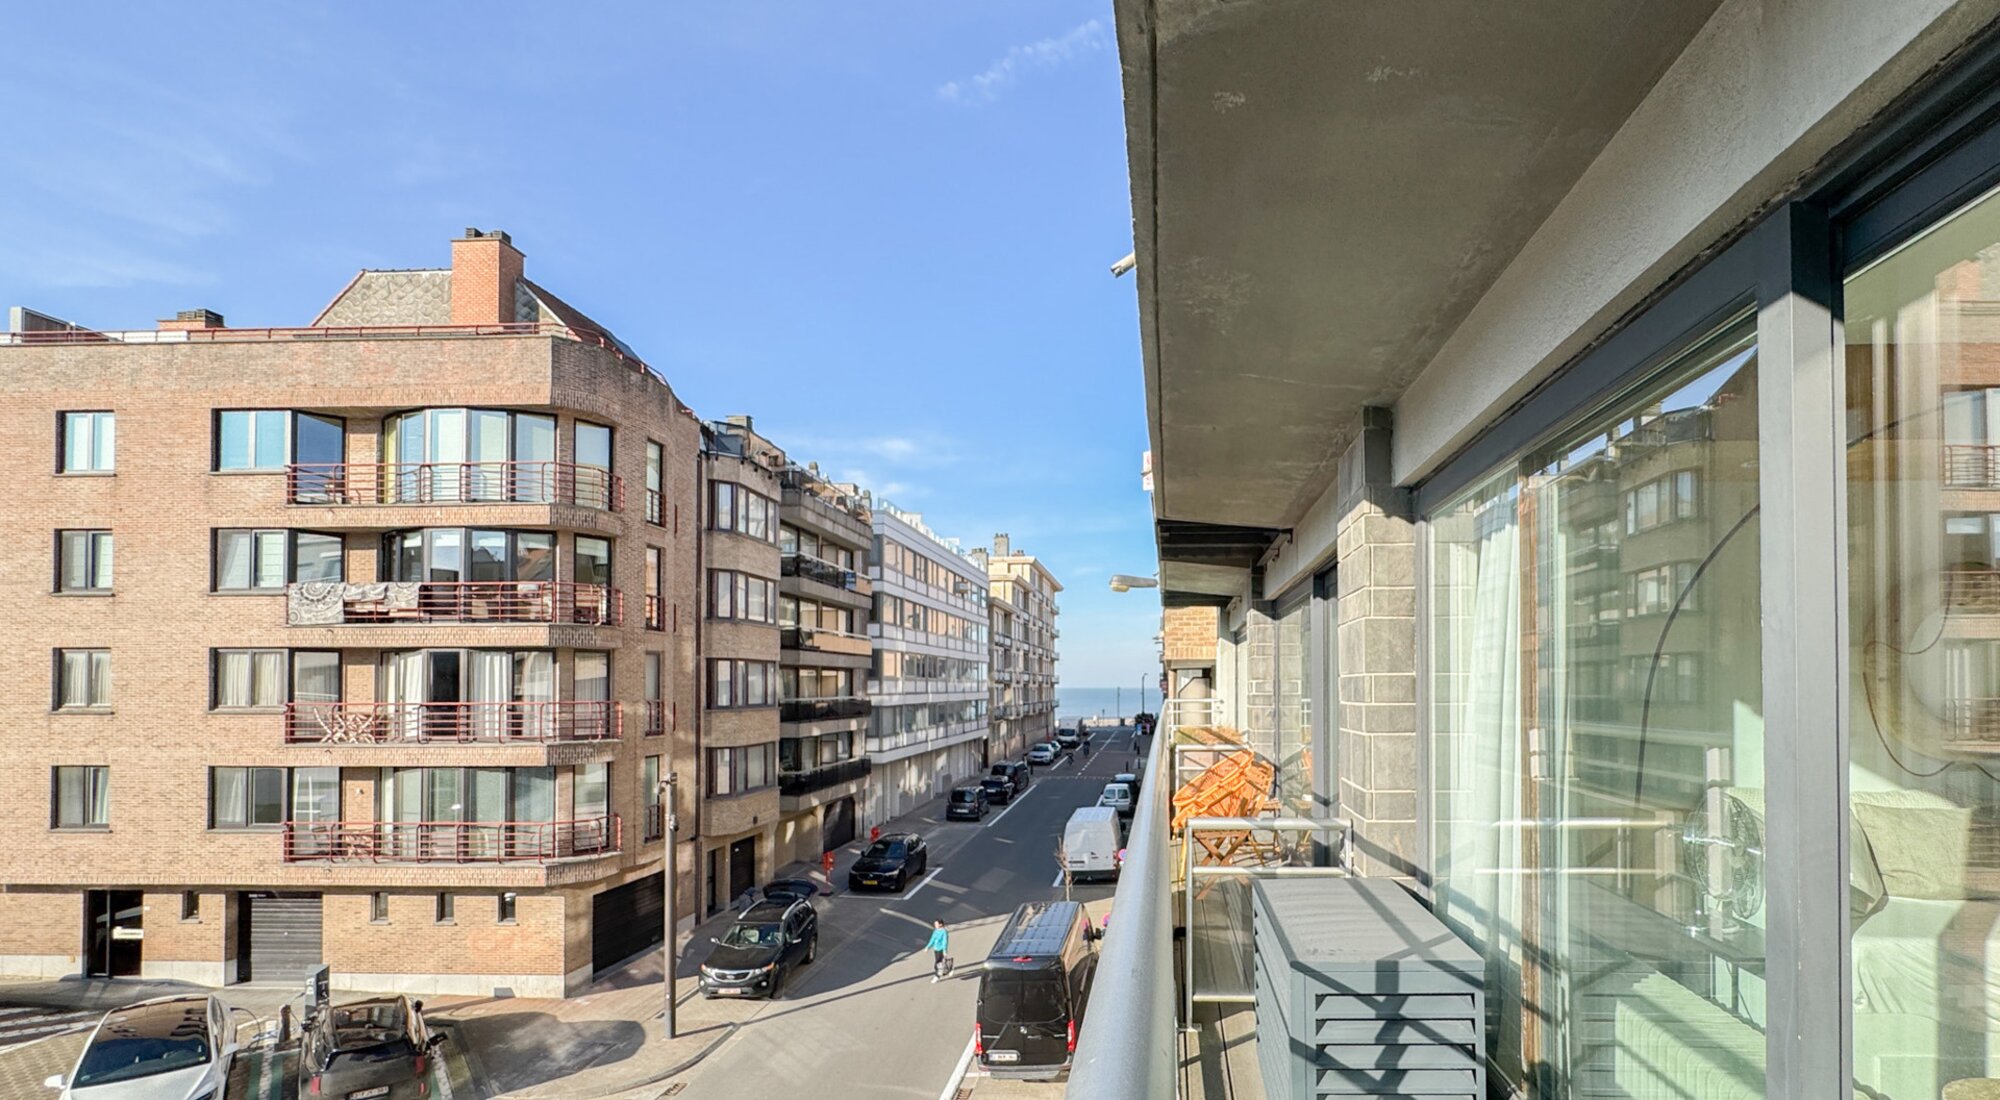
674, 728, 1141, 1099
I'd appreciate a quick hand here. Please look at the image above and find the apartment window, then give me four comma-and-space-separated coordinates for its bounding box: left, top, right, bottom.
1623, 470, 1700, 534
574, 762, 610, 819
59, 411, 114, 473
55, 649, 111, 709
646, 442, 665, 526
215, 649, 337, 710
209, 766, 287, 829
575, 422, 613, 472
498, 892, 517, 924
435, 893, 454, 924
708, 659, 778, 707
643, 755, 663, 839
52, 766, 109, 828
180, 892, 200, 922
56, 530, 113, 593
709, 570, 776, 624
216, 410, 343, 472
215, 529, 344, 591
710, 481, 779, 543
575, 536, 612, 587
707, 744, 776, 797
370, 892, 389, 923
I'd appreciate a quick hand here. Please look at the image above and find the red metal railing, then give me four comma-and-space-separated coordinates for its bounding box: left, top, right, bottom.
1, 321, 653, 374
282, 700, 621, 744
646, 488, 664, 526
281, 814, 619, 863
644, 594, 666, 632
294, 580, 623, 626
1946, 568, 2000, 612
1946, 444, 2000, 488
285, 461, 623, 511
645, 700, 666, 737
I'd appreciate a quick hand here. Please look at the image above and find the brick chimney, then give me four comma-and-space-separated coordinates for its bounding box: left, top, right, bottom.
157, 308, 225, 331
450, 228, 525, 326
994, 533, 1011, 557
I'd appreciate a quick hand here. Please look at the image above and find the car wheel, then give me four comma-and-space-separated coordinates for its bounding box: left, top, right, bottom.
806, 936, 818, 964
894, 872, 907, 892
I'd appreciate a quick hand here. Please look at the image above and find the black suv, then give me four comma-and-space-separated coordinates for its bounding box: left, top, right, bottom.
847, 832, 930, 892
989, 761, 1031, 797
298, 995, 443, 1100
699, 898, 818, 999
979, 774, 1016, 805
947, 785, 989, 820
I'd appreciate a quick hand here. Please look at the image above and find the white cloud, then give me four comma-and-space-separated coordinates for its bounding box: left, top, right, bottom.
938, 19, 1108, 104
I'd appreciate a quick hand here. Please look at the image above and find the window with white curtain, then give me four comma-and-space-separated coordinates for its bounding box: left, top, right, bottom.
55, 649, 110, 709
52, 766, 109, 828
57, 531, 112, 592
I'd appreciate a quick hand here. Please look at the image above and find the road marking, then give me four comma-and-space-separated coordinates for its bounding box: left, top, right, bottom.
1051, 869, 1065, 887
936, 1034, 978, 1100
892, 867, 944, 900
982, 781, 1041, 828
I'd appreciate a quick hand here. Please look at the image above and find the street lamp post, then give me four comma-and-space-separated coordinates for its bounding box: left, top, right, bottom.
660, 775, 679, 1040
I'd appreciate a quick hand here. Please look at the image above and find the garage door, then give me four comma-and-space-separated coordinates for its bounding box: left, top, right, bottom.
244, 893, 323, 982
822, 797, 856, 850
592, 873, 664, 973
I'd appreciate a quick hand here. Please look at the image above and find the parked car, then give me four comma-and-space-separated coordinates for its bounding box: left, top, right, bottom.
1026, 743, 1058, 765
974, 900, 1101, 1079
1098, 782, 1135, 819
699, 897, 819, 999
1054, 727, 1082, 751
990, 761, 1032, 796
980, 774, 1017, 805
761, 878, 821, 905
1113, 770, 1141, 798
848, 832, 930, 891
947, 785, 990, 820
46, 995, 237, 1100
298, 994, 442, 1100
1062, 806, 1123, 882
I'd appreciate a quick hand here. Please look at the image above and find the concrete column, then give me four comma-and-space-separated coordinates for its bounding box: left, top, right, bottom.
1334, 408, 1418, 879
1242, 602, 1277, 760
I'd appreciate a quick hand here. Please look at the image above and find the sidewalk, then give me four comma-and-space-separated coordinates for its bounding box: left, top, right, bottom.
453, 788, 987, 1099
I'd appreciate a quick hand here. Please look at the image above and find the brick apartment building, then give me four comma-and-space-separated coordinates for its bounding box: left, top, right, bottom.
0, 230, 703, 998
974, 534, 1060, 761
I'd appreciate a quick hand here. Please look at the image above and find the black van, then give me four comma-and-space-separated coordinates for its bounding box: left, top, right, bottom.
974, 900, 1099, 1079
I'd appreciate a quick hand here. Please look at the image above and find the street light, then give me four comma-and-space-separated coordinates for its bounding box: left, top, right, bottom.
1108, 574, 1158, 593
659, 775, 679, 1040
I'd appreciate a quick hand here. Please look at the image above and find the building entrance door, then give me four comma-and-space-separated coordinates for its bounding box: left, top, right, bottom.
84, 890, 143, 977
727, 837, 756, 905
822, 797, 856, 850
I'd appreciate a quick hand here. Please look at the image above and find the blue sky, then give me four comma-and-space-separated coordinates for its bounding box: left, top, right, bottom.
0, 2, 1163, 686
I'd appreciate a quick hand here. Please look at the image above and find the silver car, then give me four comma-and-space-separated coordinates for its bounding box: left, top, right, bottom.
45, 994, 235, 1100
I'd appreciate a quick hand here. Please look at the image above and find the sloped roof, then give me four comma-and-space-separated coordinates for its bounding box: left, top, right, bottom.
311, 269, 451, 326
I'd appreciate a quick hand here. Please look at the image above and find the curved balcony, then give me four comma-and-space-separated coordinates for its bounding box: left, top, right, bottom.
780, 696, 872, 722
285, 580, 622, 627
283, 700, 621, 744
779, 757, 873, 798
285, 461, 623, 512
281, 815, 619, 863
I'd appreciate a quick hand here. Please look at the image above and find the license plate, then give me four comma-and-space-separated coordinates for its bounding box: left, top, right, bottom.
861, 878, 878, 886
349, 1088, 391, 1100
715, 987, 745, 996
987, 1050, 1019, 1063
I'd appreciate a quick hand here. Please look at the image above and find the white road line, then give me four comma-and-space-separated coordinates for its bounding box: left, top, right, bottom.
936, 1034, 978, 1100
983, 782, 1041, 828
894, 867, 944, 901
1051, 869, 1065, 887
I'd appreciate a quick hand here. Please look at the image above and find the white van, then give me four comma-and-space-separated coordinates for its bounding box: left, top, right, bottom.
1063, 806, 1122, 883
1098, 782, 1135, 818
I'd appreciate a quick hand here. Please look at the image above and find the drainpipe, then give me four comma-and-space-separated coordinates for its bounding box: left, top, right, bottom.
691, 447, 707, 913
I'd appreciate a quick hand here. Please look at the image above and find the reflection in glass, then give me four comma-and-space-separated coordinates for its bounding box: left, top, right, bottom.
1428, 320, 1764, 1097
1846, 184, 2000, 1098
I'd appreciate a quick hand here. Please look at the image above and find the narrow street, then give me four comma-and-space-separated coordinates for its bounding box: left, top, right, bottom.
674, 728, 1138, 1099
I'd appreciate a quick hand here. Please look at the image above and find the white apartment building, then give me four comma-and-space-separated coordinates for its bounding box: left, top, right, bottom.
976, 534, 1060, 762
864, 505, 989, 822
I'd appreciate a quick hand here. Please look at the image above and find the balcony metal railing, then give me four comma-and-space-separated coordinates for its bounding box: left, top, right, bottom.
780, 626, 871, 655
1945, 568, 2000, 612
779, 756, 873, 798
780, 696, 872, 722
1066, 707, 1176, 1099
644, 700, 667, 737
1944, 443, 2000, 487
280, 814, 619, 863
283, 700, 621, 744
645, 594, 667, 632
287, 580, 623, 627
646, 487, 664, 526
643, 803, 665, 841
781, 553, 870, 594
1, 320, 653, 373
284, 461, 623, 511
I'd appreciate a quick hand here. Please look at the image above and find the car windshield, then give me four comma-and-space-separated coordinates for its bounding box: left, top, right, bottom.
952, 790, 978, 802
721, 922, 783, 948
981, 778, 1006, 789
72, 1005, 211, 1088
864, 841, 906, 860
979, 971, 1069, 1026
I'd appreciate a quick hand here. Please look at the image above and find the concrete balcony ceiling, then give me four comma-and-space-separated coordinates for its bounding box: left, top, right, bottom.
1118, 0, 1723, 553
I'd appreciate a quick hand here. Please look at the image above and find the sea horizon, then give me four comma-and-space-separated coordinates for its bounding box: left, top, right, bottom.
1055, 685, 1161, 721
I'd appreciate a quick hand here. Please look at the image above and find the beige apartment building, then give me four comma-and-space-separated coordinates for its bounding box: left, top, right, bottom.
975, 534, 1060, 760
0, 230, 702, 998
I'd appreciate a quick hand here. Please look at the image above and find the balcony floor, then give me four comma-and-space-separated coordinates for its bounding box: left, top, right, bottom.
1181, 1006, 1266, 1100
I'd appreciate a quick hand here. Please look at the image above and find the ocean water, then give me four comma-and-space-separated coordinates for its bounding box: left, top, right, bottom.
1056, 686, 1160, 722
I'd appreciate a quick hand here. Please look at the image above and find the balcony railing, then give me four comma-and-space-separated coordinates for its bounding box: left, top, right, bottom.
780, 626, 871, 656
780, 696, 872, 722
283, 700, 621, 744
285, 461, 623, 511
286, 580, 622, 627
782, 553, 869, 594
1945, 568, 2000, 612
779, 757, 873, 798
1946, 444, 2000, 487
1, 320, 653, 373
646, 487, 664, 526
643, 803, 665, 841
280, 814, 619, 863
645, 700, 667, 737
645, 594, 667, 632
